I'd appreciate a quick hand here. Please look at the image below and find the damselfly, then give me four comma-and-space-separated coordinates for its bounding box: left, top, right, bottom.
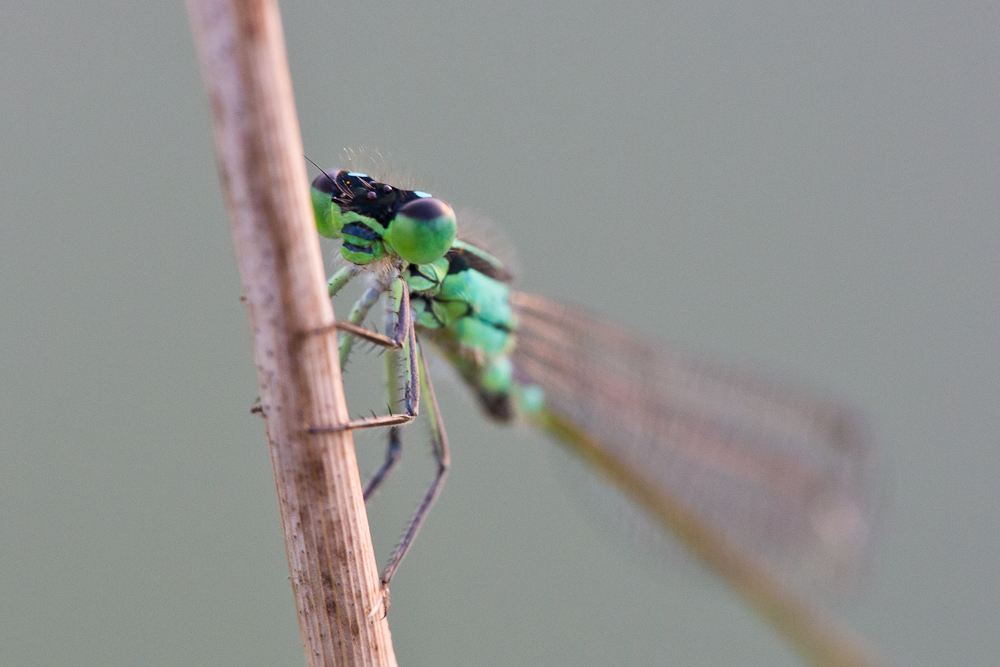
308, 167, 881, 667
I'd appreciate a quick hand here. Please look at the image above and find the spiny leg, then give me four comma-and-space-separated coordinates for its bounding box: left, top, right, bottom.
364, 426, 402, 501
338, 284, 388, 370
394, 278, 421, 421
363, 349, 404, 501
377, 340, 450, 590
310, 272, 420, 433
336, 320, 398, 350
327, 264, 362, 298
325, 264, 402, 368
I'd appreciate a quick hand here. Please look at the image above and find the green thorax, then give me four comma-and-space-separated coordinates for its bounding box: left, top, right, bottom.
405, 241, 544, 420
407, 243, 516, 355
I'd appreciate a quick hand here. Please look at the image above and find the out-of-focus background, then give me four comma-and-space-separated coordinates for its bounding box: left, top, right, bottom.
2, 2, 997, 665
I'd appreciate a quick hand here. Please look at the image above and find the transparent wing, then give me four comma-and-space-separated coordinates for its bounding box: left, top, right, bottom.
512, 290, 879, 584
510, 291, 883, 667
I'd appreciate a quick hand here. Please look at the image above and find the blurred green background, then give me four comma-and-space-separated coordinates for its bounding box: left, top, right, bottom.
2, 1, 998, 665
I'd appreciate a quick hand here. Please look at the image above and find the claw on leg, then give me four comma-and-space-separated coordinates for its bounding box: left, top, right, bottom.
367, 583, 391, 620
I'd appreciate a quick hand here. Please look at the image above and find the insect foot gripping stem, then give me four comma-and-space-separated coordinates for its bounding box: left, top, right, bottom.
366, 584, 391, 621
308, 279, 422, 434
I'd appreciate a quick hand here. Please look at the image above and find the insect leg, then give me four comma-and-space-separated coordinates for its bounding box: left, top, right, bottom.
377, 339, 450, 588
363, 349, 404, 500
326, 264, 362, 298
337, 285, 392, 370
310, 272, 420, 433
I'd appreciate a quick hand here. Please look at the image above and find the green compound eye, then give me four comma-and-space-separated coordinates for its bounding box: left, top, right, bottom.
386, 197, 457, 265
311, 170, 343, 239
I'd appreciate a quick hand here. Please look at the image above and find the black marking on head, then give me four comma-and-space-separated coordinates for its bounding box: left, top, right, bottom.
327, 170, 430, 231
342, 242, 371, 255
342, 222, 378, 241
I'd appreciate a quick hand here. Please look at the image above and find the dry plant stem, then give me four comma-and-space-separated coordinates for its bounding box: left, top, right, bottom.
187, 1, 396, 665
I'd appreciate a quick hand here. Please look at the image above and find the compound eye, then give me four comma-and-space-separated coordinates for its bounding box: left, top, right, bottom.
388, 197, 457, 265
310, 169, 343, 195
311, 170, 346, 239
